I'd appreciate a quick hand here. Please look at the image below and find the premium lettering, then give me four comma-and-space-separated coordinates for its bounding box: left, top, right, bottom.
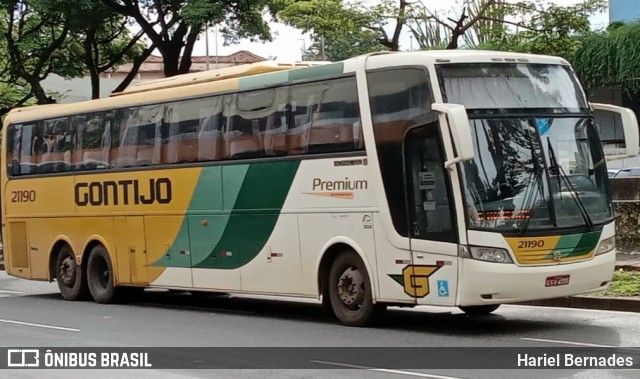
75, 178, 172, 206
312, 177, 368, 191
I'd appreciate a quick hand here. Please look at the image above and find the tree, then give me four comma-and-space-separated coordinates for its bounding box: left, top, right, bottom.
54, 0, 146, 99
102, 0, 278, 90
0, 0, 84, 105
477, 0, 607, 57
0, 82, 35, 116
278, 0, 388, 61
408, 0, 512, 49
570, 22, 640, 94
278, 0, 415, 61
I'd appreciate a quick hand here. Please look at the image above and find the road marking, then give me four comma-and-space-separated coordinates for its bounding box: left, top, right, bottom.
0, 289, 23, 294
0, 318, 81, 332
522, 337, 616, 348
311, 360, 466, 379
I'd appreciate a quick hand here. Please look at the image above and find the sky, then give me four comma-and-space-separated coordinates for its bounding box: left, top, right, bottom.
190, 0, 610, 62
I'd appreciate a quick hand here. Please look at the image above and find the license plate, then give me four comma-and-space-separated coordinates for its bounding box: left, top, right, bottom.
545, 275, 570, 287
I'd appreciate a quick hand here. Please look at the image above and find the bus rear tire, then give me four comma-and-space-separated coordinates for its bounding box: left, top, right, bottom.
327, 250, 385, 327
55, 245, 89, 301
459, 304, 500, 315
87, 245, 119, 304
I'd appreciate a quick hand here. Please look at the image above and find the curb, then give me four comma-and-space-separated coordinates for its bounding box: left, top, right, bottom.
516, 295, 640, 312
616, 264, 640, 272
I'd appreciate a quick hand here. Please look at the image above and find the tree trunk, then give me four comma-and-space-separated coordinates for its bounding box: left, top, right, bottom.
31, 80, 55, 105
83, 27, 101, 99
112, 45, 156, 93
163, 47, 181, 77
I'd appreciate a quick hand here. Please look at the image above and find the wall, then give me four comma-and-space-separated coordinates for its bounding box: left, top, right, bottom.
610, 177, 640, 253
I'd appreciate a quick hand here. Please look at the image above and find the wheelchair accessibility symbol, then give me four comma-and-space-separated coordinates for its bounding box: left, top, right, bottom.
437, 280, 449, 297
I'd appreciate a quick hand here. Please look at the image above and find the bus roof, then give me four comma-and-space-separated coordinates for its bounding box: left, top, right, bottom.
113, 60, 331, 96
2, 50, 571, 127
355, 49, 570, 66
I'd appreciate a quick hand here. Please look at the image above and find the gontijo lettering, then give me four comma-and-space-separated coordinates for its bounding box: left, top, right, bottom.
75, 178, 172, 206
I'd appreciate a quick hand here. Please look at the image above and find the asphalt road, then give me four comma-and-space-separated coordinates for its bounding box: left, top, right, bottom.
1, 270, 640, 379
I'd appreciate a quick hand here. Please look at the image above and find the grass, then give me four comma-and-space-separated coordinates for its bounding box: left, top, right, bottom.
591, 270, 640, 297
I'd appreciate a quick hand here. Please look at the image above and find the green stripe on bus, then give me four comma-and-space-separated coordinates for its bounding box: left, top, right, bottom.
152, 161, 300, 269
288, 63, 344, 81
194, 160, 300, 269
238, 71, 289, 90
544, 230, 602, 260
237, 63, 345, 91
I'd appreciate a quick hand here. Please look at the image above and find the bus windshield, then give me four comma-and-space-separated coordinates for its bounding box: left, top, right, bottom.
438, 63, 612, 233
438, 63, 588, 112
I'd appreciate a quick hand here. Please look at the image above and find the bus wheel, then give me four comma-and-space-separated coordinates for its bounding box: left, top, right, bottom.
459, 304, 500, 315
328, 251, 385, 327
86, 245, 118, 304
55, 245, 89, 301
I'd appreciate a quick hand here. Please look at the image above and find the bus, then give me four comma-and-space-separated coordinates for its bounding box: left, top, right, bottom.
2, 50, 638, 327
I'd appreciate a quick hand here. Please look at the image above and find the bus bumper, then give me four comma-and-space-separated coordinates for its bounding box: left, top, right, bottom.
456, 250, 616, 306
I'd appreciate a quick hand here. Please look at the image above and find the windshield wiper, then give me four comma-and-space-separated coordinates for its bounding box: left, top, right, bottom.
518, 136, 546, 235
546, 137, 594, 231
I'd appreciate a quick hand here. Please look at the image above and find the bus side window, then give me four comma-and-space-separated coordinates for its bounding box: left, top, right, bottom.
71, 115, 87, 170
77, 112, 109, 170
164, 99, 201, 164
5, 125, 17, 175
367, 68, 435, 237
39, 118, 71, 174
198, 96, 224, 162
287, 85, 318, 155
115, 105, 162, 168
262, 87, 289, 157
17, 123, 41, 175
308, 77, 360, 153
7, 123, 38, 176
224, 92, 265, 159
289, 77, 361, 155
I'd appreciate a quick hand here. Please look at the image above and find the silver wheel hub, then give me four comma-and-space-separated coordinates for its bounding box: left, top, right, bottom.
337, 267, 364, 309
59, 257, 75, 286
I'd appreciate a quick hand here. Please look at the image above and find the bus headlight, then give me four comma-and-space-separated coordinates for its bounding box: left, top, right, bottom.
596, 237, 616, 256
460, 246, 513, 263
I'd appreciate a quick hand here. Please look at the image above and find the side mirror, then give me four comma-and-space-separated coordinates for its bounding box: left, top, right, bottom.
432, 103, 474, 168
590, 102, 639, 158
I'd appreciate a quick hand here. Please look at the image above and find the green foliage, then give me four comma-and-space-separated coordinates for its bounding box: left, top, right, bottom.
592, 271, 640, 297
478, 0, 606, 57
570, 22, 640, 94
182, 0, 275, 45
0, 82, 35, 115
277, 0, 389, 61
408, 0, 515, 49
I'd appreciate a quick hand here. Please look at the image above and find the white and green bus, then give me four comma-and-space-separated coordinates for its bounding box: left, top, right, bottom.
2, 50, 637, 326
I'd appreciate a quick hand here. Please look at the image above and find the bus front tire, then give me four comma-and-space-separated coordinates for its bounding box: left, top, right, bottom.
327, 250, 385, 327
86, 245, 118, 304
55, 245, 89, 301
459, 304, 500, 315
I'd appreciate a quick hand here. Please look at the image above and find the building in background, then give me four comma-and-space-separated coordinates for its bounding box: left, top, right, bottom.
43, 50, 266, 104
610, 0, 640, 23
104, 50, 266, 81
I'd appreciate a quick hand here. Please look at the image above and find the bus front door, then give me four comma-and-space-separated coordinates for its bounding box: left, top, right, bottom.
403, 122, 459, 306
